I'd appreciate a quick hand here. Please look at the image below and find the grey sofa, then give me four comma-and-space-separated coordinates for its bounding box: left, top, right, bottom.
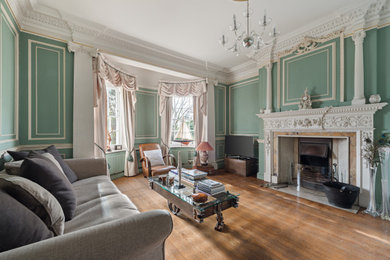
0, 158, 173, 260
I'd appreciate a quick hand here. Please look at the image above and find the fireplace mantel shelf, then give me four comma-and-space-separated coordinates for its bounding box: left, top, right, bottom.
257, 103, 387, 119
256, 103, 387, 132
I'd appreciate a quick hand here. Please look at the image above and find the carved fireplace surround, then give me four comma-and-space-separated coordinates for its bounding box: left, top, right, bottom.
257, 103, 387, 207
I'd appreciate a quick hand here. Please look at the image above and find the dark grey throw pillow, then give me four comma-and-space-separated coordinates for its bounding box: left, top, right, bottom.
21, 158, 77, 221
0, 174, 65, 235
44, 145, 78, 183
7, 150, 30, 161
7, 145, 78, 183
0, 190, 54, 252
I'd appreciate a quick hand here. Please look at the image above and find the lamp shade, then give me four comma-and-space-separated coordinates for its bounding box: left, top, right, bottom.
196, 142, 214, 151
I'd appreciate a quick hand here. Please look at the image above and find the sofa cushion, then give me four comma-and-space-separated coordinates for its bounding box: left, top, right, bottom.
64, 193, 139, 233
0, 174, 65, 235
21, 158, 77, 221
44, 145, 78, 183
7, 145, 78, 183
72, 176, 121, 205
4, 160, 23, 175
0, 190, 54, 252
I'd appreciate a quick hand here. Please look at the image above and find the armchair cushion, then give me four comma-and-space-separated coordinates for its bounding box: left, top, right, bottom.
143, 150, 165, 167
151, 165, 175, 176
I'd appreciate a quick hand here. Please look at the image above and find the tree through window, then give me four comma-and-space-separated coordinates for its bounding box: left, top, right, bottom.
170, 96, 194, 147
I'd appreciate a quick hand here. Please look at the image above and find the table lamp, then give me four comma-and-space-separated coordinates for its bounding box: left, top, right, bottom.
196, 141, 214, 166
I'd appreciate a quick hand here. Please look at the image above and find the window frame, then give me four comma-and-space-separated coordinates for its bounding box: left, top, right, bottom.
106, 83, 123, 148
170, 95, 195, 148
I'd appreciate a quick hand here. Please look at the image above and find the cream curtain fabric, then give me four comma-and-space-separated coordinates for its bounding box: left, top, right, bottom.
93, 58, 107, 158
160, 97, 172, 163
121, 89, 138, 176
193, 96, 208, 166
158, 79, 208, 165
93, 54, 138, 176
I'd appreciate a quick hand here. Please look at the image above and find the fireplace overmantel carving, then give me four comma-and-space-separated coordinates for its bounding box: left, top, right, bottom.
256, 103, 388, 207
257, 103, 387, 132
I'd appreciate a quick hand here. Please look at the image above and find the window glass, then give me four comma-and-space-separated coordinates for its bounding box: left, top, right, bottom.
170, 96, 194, 147
106, 83, 121, 146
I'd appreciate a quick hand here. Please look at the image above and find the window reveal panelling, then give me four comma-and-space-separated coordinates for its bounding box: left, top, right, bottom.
135, 90, 159, 139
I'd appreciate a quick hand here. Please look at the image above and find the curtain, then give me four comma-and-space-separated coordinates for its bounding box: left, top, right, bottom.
160, 97, 172, 163
193, 96, 208, 166
93, 58, 107, 157
121, 89, 138, 176
158, 79, 208, 166
93, 54, 138, 176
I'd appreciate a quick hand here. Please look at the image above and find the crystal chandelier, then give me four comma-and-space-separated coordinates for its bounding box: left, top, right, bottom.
219, 0, 280, 55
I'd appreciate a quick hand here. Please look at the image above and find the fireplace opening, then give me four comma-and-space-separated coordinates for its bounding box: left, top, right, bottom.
298, 138, 332, 191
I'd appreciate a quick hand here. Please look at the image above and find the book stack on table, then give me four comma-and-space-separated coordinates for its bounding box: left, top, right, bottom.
197, 179, 225, 195
169, 169, 208, 185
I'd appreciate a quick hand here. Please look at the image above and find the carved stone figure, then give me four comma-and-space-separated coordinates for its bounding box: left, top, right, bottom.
298, 88, 312, 110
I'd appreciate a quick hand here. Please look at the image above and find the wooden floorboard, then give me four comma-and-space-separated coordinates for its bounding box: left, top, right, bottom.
113, 172, 390, 260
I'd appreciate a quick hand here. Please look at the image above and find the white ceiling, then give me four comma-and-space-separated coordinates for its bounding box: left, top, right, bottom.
35, 0, 368, 69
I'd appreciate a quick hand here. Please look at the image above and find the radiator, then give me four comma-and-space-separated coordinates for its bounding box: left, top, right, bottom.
106, 151, 126, 174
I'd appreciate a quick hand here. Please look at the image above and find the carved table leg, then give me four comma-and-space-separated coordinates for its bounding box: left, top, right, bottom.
215, 203, 224, 231
168, 202, 180, 215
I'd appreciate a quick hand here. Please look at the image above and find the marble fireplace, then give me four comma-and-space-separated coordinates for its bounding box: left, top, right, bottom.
257, 103, 387, 207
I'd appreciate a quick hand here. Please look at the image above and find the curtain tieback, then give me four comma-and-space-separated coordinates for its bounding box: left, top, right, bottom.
127, 147, 135, 162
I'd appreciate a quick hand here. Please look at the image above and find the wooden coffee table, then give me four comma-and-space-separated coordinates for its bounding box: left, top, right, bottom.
149, 176, 239, 231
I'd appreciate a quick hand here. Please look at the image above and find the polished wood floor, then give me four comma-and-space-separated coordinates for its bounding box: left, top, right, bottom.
114, 172, 390, 260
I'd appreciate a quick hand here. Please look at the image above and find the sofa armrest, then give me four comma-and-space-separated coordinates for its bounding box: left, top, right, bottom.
64, 158, 109, 180
0, 210, 173, 260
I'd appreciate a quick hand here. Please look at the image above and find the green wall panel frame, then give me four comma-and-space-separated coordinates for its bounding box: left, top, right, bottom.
28, 40, 66, 140
19, 32, 73, 150
280, 42, 336, 107
215, 85, 226, 136
229, 77, 260, 136
135, 88, 159, 140
0, 2, 18, 150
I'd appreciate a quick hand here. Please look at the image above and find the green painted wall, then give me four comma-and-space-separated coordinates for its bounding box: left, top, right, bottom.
229, 77, 260, 136
226, 26, 390, 205
0, 1, 18, 150
18, 32, 74, 156
215, 84, 228, 168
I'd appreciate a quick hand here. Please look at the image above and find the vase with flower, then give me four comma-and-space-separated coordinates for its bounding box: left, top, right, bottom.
362, 135, 390, 217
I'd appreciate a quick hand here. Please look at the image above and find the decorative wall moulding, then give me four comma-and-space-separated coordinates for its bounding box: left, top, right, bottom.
257, 103, 388, 131
67, 41, 98, 57
6, 0, 390, 83
6, 0, 229, 83
253, 0, 390, 69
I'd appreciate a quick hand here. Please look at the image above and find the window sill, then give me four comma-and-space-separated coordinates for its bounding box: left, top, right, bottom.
169, 144, 195, 149
106, 149, 126, 154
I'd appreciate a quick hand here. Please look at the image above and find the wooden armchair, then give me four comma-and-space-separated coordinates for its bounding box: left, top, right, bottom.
139, 143, 176, 178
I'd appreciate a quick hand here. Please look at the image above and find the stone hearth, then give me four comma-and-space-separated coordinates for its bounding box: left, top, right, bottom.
257, 103, 387, 207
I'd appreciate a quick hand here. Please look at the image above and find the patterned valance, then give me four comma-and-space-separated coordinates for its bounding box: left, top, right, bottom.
94, 54, 137, 92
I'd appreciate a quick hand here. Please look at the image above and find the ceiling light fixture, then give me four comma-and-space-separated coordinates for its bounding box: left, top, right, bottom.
219, 0, 280, 56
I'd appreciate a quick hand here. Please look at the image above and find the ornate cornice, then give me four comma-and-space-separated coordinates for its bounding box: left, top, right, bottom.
7, 0, 229, 83
6, 0, 390, 82
252, 0, 390, 69
67, 41, 97, 57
